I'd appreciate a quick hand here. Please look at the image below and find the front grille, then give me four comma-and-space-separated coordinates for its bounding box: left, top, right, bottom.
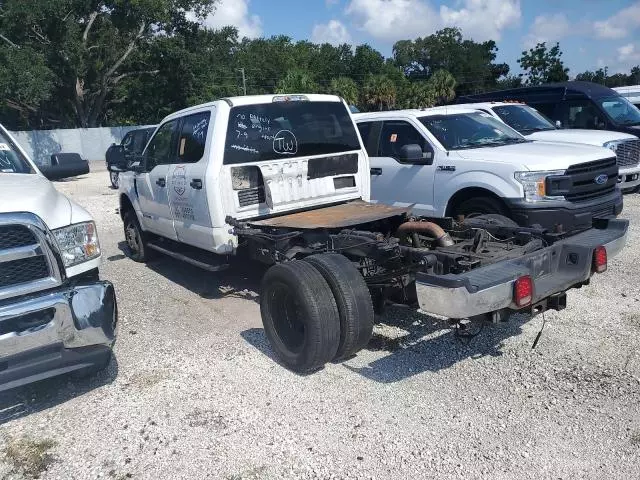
0, 256, 50, 288
616, 139, 640, 168
0, 225, 37, 249
238, 187, 265, 207
564, 157, 618, 203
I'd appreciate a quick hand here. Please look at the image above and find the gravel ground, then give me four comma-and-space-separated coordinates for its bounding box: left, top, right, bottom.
1, 165, 639, 480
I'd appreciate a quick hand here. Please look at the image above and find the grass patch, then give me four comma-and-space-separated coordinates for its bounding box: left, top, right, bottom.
2, 435, 57, 478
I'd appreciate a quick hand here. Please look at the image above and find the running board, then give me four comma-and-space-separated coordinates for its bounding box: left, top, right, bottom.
147, 242, 230, 272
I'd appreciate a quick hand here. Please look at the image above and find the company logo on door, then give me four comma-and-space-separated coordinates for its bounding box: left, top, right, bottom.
173, 165, 187, 195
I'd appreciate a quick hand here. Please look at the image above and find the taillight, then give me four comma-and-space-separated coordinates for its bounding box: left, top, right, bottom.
514, 275, 533, 308
592, 245, 607, 273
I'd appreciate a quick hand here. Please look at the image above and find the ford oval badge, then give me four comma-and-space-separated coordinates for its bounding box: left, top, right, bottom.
594, 174, 608, 185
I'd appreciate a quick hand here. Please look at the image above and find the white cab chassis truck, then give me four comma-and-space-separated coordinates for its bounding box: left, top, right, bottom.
0, 124, 117, 391
118, 95, 628, 373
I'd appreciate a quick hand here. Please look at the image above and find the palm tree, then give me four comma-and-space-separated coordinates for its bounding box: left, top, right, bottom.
275, 69, 319, 94
362, 74, 396, 111
328, 77, 359, 107
428, 69, 457, 105
399, 81, 435, 109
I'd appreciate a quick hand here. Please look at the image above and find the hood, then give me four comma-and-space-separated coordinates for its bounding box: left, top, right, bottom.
0, 174, 91, 230
526, 129, 636, 146
455, 141, 616, 171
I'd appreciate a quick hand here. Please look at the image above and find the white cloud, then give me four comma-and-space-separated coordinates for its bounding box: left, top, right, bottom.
440, 0, 521, 42
326, 0, 340, 6
345, 0, 439, 40
593, 2, 640, 39
196, 0, 262, 39
311, 20, 352, 45
345, 0, 519, 42
618, 43, 640, 64
523, 13, 570, 48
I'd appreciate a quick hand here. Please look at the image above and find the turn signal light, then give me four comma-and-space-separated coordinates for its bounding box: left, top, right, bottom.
592, 246, 607, 273
514, 275, 533, 308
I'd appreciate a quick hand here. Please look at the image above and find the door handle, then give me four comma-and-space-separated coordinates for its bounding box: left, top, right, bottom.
155, 178, 166, 187
370, 167, 382, 176
190, 179, 203, 190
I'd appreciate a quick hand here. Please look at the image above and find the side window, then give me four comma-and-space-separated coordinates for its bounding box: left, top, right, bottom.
563, 100, 601, 129
530, 102, 557, 121
132, 131, 147, 154
378, 121, 433, 162
145, 120, 177, 170
356, 121, 379, 156
177, 112, 211, 164
121, 133, 134, 151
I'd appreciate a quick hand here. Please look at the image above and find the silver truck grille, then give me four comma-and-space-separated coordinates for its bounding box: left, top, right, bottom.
616, 139, 640, 168
0, 215, 62, 301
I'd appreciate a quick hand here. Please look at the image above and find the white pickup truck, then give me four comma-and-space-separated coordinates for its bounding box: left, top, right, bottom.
0, 124, 117, 392
118, 94, 628, 373
443, 102, 640, 191
354, 108, 624, 233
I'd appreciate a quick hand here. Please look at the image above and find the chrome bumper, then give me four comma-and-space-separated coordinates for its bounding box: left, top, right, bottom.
618, 165, 640, 190
415, 220, 628, 319
0, 281, 117, 390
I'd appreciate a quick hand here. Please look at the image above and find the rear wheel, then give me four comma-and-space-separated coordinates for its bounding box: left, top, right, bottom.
260, 261, 340, 373
453, 196, 509, 220
304, 254, 374, 360
123, 211, 150, 262
109, 171, 119, 189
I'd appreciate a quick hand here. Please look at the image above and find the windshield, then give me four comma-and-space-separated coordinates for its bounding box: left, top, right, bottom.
223, 101, 361, 164
491, 105, 556, 134
0, 130, 34, 174
598, 96, 640, 126
419, 112, 528, 150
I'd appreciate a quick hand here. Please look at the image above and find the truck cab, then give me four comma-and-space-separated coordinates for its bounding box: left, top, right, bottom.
442, 102, 640, 191
0, 123, 117, 392
354, 108, 623, 233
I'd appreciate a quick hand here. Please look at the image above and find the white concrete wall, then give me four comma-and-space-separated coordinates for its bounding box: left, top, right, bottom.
9, 125, 155, 166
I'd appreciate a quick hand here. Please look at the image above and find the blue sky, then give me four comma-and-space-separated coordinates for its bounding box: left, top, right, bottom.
202, 0, 640, 76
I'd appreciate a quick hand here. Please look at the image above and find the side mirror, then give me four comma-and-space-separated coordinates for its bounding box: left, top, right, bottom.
40, 153, 89, 181
555, 120, 563, 128
399, 144, 431, 164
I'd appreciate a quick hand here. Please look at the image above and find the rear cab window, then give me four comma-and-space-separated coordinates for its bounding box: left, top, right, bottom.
223, 100, 361, 165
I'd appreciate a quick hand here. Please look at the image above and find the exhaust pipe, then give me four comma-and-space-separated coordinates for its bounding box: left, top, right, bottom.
397, 221, 455, 247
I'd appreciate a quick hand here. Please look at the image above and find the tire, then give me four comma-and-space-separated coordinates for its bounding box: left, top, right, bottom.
260, 261, 340, 373
453, 196, 509, 219
470, 213, 519, 228
123, 210, 150, 262
304, 254, 374, 360
109, 170, 119, 189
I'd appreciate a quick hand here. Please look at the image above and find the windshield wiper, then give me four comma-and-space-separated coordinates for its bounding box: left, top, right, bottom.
520, 126, 555, 133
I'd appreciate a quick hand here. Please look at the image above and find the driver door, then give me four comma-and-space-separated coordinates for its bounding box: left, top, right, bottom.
136, 119, 179, 240
366, 119, 437, 216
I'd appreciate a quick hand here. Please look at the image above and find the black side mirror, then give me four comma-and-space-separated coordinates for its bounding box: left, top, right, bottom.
399, 144, 431, 164
41, 153, 90, 180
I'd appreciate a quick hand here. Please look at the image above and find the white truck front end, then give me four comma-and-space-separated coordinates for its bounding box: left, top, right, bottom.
0, 125, 117, 392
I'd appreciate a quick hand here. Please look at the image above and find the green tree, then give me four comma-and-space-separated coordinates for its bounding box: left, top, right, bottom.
428, 70, 456, 105
517, 42, 569, 86
275, 69, 319, 94
0, 0, 218, 128
328, 77, 359, 105
362, 74, 396, 111
351, 45, 386, 83
495, 74, 523, 90
398, 81, 434, 109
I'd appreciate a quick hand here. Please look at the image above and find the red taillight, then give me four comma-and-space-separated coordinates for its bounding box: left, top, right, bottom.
514, 275, 533, 308
592, 245, 607, 273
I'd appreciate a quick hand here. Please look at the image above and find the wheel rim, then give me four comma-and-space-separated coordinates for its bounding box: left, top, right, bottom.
125, 221, 141, 255
110, 171, 119, 188
268, 282, 305, 353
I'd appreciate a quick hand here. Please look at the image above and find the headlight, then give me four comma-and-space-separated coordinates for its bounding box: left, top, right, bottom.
603, 140, 622, 152
53, 221, 100, 267
514, 170, 566, 202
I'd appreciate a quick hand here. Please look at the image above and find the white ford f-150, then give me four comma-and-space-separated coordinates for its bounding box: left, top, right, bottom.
442, 102, 640, 191
118, 94, 628, 373
0, 123, 117, 392
354, 108, 624, 232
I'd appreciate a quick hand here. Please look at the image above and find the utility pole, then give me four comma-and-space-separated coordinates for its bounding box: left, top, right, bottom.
238, 68, 247, 96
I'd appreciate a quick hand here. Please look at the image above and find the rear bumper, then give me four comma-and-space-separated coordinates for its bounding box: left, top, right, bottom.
504, 189, 623, 232
414, 219, 628, 319
0, 280, 117, 392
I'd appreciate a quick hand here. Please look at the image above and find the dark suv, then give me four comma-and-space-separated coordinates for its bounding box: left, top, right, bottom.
105, 127, 155, 188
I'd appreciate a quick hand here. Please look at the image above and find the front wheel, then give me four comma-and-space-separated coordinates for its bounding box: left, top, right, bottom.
453, 196, 509, 220
123, 211, 151, 262
109, 170, 119, 189
260, 261, 340, 373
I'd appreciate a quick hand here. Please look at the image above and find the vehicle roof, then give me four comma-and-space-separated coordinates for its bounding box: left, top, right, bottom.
353, 106, 480, 121
457, 81, 620, 103
442, 101, 527, 110
613, 85, 640, 94
162, 94, 343, 122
